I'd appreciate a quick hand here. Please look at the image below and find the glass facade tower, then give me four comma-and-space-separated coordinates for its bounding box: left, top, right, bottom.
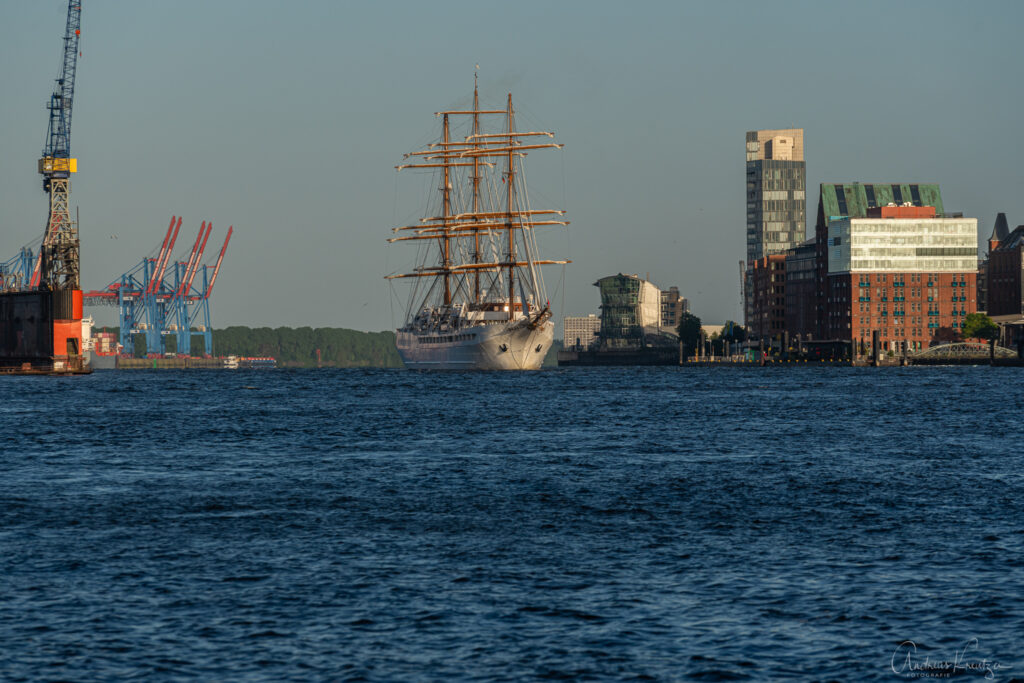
745, 129, 806, 262
595, 274, 662, 350
744, 129, 806, 328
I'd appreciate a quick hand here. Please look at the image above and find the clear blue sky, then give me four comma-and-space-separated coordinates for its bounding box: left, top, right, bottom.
1, 1, 1021, 331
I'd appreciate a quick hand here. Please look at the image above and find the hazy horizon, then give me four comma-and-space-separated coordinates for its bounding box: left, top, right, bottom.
2, 1, 1021, 331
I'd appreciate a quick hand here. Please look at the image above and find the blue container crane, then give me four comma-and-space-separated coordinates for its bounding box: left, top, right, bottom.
83, 217, 233, 357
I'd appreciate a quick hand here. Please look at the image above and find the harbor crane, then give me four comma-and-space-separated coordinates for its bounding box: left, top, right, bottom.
83, 217, 233, 357
0, 1, 88, 373
0, 1, 82, 296
739, 259, 746, 312
36, 0, 83, 293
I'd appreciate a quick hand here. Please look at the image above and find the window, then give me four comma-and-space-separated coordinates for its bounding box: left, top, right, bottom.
909, 184, 922, 206
865, 184, 876, 208
891, 184, 904, 204
834, 185, 848, 215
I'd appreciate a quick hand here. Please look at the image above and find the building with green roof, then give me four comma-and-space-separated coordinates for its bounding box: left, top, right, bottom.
803, 182, 983, 350
810, 183, 946, 338
816, 183, 943, 227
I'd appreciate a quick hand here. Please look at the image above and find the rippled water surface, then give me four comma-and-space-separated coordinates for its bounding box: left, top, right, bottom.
1, 367, 1022, 681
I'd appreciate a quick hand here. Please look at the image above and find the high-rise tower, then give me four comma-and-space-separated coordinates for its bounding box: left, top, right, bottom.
745, 128, 806, 260
744, 129, 806, 327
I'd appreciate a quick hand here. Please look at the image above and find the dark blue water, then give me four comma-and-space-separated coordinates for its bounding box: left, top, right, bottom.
1, 367, 1021, 681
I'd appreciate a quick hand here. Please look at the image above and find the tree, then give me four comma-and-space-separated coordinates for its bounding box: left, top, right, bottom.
960, 313, 999, 341
710, 332, 725, 355
677, 312, 702, 352
209, 326, 403, 367
720, 320, 746, 343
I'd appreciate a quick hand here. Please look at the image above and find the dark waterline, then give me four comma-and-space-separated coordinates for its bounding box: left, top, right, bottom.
1, 367, 1021, 681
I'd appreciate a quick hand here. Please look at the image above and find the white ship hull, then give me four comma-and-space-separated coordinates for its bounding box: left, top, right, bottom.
397, 319, 553, 370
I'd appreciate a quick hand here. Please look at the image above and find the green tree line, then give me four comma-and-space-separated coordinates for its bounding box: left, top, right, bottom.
214, 326, 403, 367
96, 326, 403, 367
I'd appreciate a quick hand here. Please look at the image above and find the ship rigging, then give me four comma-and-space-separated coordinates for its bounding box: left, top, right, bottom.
386, 77, 570, 370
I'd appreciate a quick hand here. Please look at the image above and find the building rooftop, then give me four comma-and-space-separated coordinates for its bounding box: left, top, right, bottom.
818, 183, 943, 223
995, 225, 1024, 252
746, 129, 804, 161
865, 204, 937, 219
990, 213, 1010, 242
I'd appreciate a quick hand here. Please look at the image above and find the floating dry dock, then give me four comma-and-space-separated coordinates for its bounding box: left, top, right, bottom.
0, 290, 89, 375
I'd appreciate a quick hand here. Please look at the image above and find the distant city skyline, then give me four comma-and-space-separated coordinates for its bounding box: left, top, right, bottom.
1, 1, 1021, 331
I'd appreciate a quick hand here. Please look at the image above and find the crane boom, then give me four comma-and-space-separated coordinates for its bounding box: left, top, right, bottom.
150, 216, 182, 294
38, 0, 82, 292
29, 253, 43, 289
182, 224, 213, 296
739, 260, 744, 308
185, 224, 212, 294
147, 216, 176, 295
204, 227, 233, 299
176, 222, 206, 296
42, 1, 82, 165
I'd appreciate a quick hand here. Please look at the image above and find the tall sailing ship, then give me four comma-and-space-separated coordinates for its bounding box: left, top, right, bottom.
386, 79, 570, 370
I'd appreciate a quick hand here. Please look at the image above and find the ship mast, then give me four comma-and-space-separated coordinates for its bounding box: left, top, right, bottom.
442, 113, 451, 306
505, 93, 515, 321
471, 72, 481, 303
387, 80, 571, 319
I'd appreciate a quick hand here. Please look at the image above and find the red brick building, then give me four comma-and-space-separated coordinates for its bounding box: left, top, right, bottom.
750, 254, 787, 342
803, 183, 981, 352
828, 271, 977, 353
824, 204, 978, 352
978, 213, 1010, 312
784, 240, 816, 340
987, 225, 1024, 317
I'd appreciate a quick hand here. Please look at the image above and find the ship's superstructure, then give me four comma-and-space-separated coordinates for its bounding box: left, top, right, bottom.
386, 78, 569, 370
